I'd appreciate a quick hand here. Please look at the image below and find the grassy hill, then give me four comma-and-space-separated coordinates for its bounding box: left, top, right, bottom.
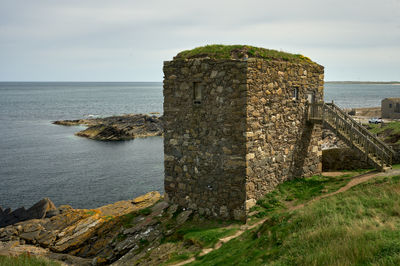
187, 167, 400, 265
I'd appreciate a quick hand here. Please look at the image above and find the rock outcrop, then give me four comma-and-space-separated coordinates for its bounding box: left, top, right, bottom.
53, 114, 163, 141
0, 190, 209, 265
0, 192, 162, 264
0, 198, 57, 228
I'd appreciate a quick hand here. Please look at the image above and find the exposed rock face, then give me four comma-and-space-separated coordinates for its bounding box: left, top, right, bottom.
53, 114, 163, 141
0, 191, 205, 265
0, 198, 57, 228
0, 241, 93, 265
0, 192, 161, 264
163, 56, 324, 220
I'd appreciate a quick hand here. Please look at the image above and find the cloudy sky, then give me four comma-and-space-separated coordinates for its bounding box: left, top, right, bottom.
0, 0, 399, 81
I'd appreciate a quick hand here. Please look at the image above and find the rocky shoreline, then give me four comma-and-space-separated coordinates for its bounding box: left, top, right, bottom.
0, 191, 211, 265
53, 114, 163, 141
0, 192, 168, 265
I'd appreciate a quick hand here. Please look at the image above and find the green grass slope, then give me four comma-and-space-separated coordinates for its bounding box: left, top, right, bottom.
189, 173, 400, 265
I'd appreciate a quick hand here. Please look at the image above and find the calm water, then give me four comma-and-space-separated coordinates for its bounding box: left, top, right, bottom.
0, 82, 163, 209
0, 82, 399, 210
324, 83, 400, 109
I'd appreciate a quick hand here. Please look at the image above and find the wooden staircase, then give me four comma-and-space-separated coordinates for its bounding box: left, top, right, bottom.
309, 102, 396, 171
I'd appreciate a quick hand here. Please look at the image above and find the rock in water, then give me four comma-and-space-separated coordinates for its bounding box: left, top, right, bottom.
53, 114, 164, 141
0, 198, 57, 227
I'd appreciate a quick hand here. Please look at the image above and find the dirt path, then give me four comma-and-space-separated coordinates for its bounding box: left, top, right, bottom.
173, 169, 400, 266
290, 169, 400, 211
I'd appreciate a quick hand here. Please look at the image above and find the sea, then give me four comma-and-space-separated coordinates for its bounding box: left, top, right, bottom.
0, 82, 399, 210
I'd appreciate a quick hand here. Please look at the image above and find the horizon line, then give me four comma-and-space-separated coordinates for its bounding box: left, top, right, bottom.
0, 80, 399, 83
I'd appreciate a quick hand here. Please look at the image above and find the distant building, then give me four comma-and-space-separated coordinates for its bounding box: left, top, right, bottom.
382, 98, 400, 119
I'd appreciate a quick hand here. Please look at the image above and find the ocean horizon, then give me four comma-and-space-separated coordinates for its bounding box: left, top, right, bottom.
0, 81, 399, 210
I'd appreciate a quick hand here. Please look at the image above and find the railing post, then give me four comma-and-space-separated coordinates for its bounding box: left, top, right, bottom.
336, 115, 339, 131
350, 125, 354, 143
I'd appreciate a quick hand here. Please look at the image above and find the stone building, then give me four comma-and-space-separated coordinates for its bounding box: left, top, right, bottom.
163, 45, 324, 220
382, 98, 400, 119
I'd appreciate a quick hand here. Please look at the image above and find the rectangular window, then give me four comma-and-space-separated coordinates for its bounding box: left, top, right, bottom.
193, 83, 203, 104
292, 87, 299, 100
389, 103, 392, 108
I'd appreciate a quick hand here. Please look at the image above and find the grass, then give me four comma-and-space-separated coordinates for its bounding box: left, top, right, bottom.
367, 122, 400, 144
174, 44, 316, 64
189, 174, 400, 265
393, 164, 400, 170
157, 171, 369, 262
182, 227, 238, 248
85, 210, 96, 216
0, 254, 60, 266
163, 252, 196, 265
250, 172, 366, 218
165, 220, 239, 248
120, 207, 152, 228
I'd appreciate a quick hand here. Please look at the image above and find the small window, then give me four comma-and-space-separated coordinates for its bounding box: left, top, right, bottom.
292, 87, 299, 100
193, 83, 203, 104
307, 92, 315, 104
389, 103, 392, 108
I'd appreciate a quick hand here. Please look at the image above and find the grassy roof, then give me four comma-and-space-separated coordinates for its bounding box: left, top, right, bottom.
174, 44, 316, 64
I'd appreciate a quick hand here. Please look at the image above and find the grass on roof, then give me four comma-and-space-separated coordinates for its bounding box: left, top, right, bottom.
174, 44, 315, 64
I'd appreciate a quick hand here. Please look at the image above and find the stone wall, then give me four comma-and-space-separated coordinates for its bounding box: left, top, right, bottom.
322, 148, 371, 171
163, 59, 248, 220
245, 59, 324, 202
163, 58, 324, 220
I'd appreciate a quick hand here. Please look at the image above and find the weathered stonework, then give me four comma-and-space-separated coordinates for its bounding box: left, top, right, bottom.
322, 148, 371, 171
163, 54, 324, 220
244, 59, 323, 202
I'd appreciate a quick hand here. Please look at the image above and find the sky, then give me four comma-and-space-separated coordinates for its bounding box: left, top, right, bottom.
0, 0, 399, 82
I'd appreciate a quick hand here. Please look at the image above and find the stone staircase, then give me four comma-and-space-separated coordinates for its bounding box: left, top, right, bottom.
309, 102, 396, 171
